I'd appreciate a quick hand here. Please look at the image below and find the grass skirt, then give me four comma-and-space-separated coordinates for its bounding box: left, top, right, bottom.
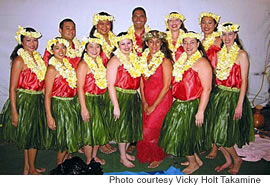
211, 86, 255, 148
159, 98, 211, 156
104, 87, 142, 143
76, 93, 109, 146
48, 96, 81, 153
1, 89, 46, 150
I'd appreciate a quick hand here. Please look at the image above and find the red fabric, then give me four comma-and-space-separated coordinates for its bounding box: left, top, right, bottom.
114, 65, 140, 90
51, 76, 76, 97
206, 45, 221, 69
134, 29, 145, 56
17, 68, 44, 91
84, 72, 107, 95
100, 51, 109, 67
137, 65, 173, 163
216, 63, 242, 89
174, 46, 185, 61
172, 68, 202, 101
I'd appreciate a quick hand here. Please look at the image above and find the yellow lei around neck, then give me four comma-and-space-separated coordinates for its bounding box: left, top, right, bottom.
141, 48, 164, 78
201, 31, 221, 51
49, 57, 77, 89
128, 25, 151, 53
94, 30, 116, 58
17, 48, 46, 82
114, 49, 142, 78
173, 50, 202, 82
166, 29, 185, 59
66, 37, 83, 58
216, 42, 240, 80
83, 54, 107, 89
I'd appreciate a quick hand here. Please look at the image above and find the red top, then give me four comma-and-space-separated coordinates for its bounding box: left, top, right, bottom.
43, 42, 80, 69
216, 63, 242, 89
173, 41, 185, 61
100, 51, 109, 67
206, 45, 221, 69
172, 68, 202, 101
84, 72, 107, 95
134, 29, 145, 56
17, 68, 44, 91
114, 65, 140, 90
51, 76, 76, 97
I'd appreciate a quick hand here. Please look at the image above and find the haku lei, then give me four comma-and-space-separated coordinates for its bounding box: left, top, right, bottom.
17, 48, 46, 82
128, 25, 151, 53
140, 48, 164, 78
49, 57, 77, 89
94, 30, 116, 58
173, 50, 202, 82
216, 42, 240, 80
201, 31, 221, 51
114, 49, 142, 78
83, 54, 107, 89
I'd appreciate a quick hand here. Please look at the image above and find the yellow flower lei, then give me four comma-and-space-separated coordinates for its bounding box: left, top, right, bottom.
17, 48, 46, 82
66, 37, 83, 58
83, 54, 107, 89
46, 38, 70, 54
216, 42, 240, 80
166, 29, 185, 60
218, 22, 240, 32
113, 49, 143, 78
127, 25, 151, 53
199, 12, 220, 24
92, 14, 114, 26
15, 25, 42, 45
94, 30, 116, 58
201, 31, 221, 51
173, 50, 202, 82
164, 13, 186, 29
49, 57, 77, 89
140, 48, 164, 78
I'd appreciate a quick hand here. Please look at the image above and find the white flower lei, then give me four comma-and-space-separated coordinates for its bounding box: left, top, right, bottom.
113, 49, 142, 78
17, 48, 47, 82
140, 48, 164, 78
83, 54, 107, 89
166, 29, 185, 60
49, 57, 77, 89
127, 25, 151, 53
66, 37, 83, 58
216, 42, 240, 80
94, 30, 116, 58
201, 31, 221, 51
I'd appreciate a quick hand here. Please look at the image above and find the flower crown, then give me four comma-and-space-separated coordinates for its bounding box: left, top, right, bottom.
143, 31, 167, 41
218, 22, 240, 32
165, 13, 186, 29
15, 25, 41, 45
81, 37, 104, 49
114, 33, 133, 43
46, 38, 70, 54
93, 13, 114, 26
199, 12, 220, 24
182, 32, 201, 40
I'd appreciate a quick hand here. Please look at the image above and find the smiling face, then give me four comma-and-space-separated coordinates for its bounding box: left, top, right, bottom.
200, 16, 217, 36
52, 42, 67, 60
147, 37, 162, 55
183, 37, 199, 56
132, 9, 147, 30
118, 39, 133, 55
86, 42, 101, 58
221, 31, 237, 47
59, 21, 76, 41
168, 18, 182, 31
96, 20, 111, 35
22, 36, 38, 54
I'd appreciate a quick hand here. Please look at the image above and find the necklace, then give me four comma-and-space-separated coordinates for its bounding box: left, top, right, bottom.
166, 29, 185, 60
128, 25, 151, 53
201, 31, 220, 51
94, 30, 116, 58
66, 37, 83, 58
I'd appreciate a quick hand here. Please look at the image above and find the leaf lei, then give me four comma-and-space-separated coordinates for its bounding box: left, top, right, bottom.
140, 48, 164, 78
201, 31, 220, 51
17, 48, 47, 82
216, 42, 240, 80
94, 30, 116, 58
127, 25, 151, 53
83, 54, 107, 89
173, 50, 202, 82
113, 49, 143, 78
66, 37, 83, 58
49, 57, 77, 89
166, 29, 185, 60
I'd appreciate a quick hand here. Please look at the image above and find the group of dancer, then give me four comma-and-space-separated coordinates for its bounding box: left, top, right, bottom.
0, 7, 254, 175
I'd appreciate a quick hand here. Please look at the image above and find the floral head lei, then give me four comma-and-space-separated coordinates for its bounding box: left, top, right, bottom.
15, 25, 41, 45
199, 12, 220, 24
46, 38, 70, 54
143, 31, 167, 42
81, 37, 104, 49
114, 34, 133, 44
218, 22, 240, 33
182, 32, 201, 40
92, 13, 114, 26
164, 12, 185, 29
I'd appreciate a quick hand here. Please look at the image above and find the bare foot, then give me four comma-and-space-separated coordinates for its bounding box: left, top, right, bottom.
29, 169, 42, 175
215, 162, 233, 172
93, 157, 106, 165
148, 161, 162, 169
228, 158, 243, 174
106, 144, 117, 153
127, 145, 136, 154
182, 163, 200, 174
78, 148, 84, 153
120, 159, 135, 168
99, 145, 112, 154
36, 168, 46, 173
181, 160, 203, 167
126, 153, 135, 161
206, 147, 218, 159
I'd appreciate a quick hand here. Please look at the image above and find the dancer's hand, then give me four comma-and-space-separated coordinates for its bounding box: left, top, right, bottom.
114, 106, 120, 121
11, 112, 18, 127
47, 116, 56, 130
233, 105, 242, 120
195, 111, 204, 126
81, 108, 90, 122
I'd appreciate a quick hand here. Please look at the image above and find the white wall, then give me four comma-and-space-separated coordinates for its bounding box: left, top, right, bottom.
0, 0, 269, 108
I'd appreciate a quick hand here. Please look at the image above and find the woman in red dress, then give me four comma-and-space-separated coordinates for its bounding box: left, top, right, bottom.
137, 30, 173, 168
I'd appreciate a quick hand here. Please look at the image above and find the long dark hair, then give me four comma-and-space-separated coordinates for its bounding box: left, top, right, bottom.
142, 30, 173, 61
220, 23, 244, 49
10, 27, 37, 62
89, 12, 114, 37
166, 12, 188, 33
